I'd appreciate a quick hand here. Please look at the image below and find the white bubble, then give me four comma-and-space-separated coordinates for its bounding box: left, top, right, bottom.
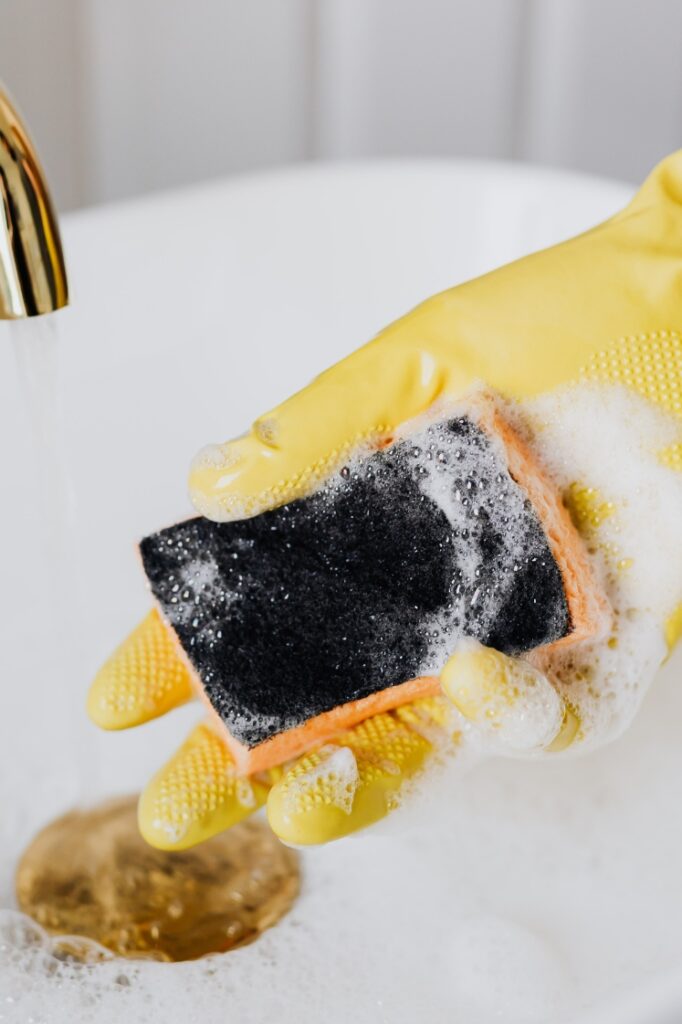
516, 384, 681, 749
282, 745, 359, 816
445, 914, 566, 1021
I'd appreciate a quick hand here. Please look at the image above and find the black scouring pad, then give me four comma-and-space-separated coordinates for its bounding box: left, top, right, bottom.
139, 410, 591, 759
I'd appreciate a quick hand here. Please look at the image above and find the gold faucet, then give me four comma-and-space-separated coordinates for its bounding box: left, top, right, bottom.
0, 83, 68, 319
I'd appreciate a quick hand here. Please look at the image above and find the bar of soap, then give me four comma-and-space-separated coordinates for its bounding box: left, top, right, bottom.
140, 398, 607, 772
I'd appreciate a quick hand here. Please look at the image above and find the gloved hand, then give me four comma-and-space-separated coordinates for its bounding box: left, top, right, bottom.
89, 153, 682, 850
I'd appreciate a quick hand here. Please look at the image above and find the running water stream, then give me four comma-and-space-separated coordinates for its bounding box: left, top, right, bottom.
7, 314, 94, 794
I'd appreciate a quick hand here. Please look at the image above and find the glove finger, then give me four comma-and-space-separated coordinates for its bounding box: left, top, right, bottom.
266, 696, 460, 846
87, 609, 194, 729
440, 640, 579, 754
138, 720, 270, 851
188, 301, 475, 522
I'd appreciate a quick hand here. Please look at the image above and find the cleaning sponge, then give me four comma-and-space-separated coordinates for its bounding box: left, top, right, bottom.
140, 396, 607, 773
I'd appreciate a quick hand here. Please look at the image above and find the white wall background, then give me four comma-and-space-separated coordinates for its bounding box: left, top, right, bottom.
2, 0, 682, 211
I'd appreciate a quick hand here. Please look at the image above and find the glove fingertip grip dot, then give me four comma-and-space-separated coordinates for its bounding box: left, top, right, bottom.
138, 723, 270, 851
87, 609, 194, 730
266, 707, 447, 846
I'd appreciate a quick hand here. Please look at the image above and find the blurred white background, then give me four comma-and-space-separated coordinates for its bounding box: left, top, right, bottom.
2, 0, 682, 211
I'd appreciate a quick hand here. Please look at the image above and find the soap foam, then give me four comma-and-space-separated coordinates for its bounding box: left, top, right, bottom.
282, 745, 360, 817
445, 913, 567, 1021
334, 405, 572, 670
409, 411, 569, 662
517, 385, 682, 748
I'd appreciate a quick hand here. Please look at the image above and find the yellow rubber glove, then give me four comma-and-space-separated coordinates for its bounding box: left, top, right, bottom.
89, 152, 682, 850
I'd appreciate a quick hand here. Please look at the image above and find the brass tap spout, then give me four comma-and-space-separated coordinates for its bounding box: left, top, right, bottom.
0, 84, 68, 319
